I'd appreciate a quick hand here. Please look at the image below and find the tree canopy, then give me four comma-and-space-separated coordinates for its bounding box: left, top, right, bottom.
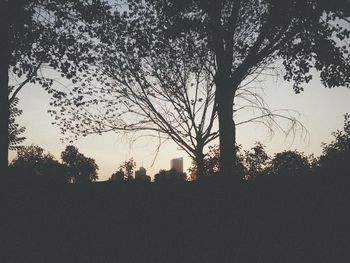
127, 0, 350, 176
61, 145, 99, 183
319, 113, 350, 175
0, 0, 112, 176
4, 0, 350, 179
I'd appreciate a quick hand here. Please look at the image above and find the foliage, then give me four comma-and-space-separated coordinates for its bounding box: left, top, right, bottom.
119, 158, 136, 181
61, 145, 98, 183
129, 0, 350, 176
110, 158, 136, 182
5, 0, 112, 88
9, 145, 67, 183
319, 113, 350, 175
244, 142, 270, 179
49, 5, 220, 180
8, 0, 349, 178
0, 0, 112, 176
189, 143, 318, 178
154, 168, 187, 183
203, 145, 221, 177
267, 150, 311, 176
8, 97, 26, 150
189, 144, 245, 179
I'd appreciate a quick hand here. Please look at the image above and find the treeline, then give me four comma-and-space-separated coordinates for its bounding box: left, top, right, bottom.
8, 114, 349, 184
190, 114, 350, 180
9, 145, 98, 184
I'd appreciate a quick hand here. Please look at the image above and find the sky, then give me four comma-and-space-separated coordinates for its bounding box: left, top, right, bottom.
9, 70, 350, 181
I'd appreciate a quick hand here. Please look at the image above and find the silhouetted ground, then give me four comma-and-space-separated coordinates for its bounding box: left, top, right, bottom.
1, 175, 349, 263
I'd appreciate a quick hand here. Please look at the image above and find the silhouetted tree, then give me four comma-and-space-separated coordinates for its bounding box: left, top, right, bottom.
50, 1, 307, 180
154, 168, 187, 183
52, 23, 218, 180
244, 142, 269, 179
126, 0, 350, 177
9, 97, 25, 151
189, 144, 245, 179
267, 150, 311, 176
9, 145, 68, 183
110, 158, 136, 182
0, 0, 111, 177
61, 146, 98, 184
319, 113, 350, 176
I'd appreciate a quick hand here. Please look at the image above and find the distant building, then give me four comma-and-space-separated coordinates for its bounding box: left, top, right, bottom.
170, 158, 183, 173
110, 170, 125, 182
135, 167, 151, 182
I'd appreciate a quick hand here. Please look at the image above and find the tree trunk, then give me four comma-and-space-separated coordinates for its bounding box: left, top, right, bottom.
216, 79, 237, 177
0, 60, 10, 178
0, 4, 10, 178
194, 150, 205, 181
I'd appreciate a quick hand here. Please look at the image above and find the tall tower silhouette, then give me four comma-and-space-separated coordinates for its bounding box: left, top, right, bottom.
170, 158, 183, 173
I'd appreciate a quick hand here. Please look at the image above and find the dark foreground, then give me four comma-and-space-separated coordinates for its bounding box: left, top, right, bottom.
1, 175, 349, 263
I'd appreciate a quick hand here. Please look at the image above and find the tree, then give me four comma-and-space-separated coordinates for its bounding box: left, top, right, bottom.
119, 158, 136, 181
61, 146, 98, 183
267, 150, 311, 176
110, 159, 137, 182
0, 0, 111, 177
132, 0, 350, 177
9, 145, 68, 183
189, 145, 221, 179
189, 144, 245, 179
244, 142, 269, 179
50, 2, 305, 180
154, 168, 187, 183
319, 113, 350, 176
50, 23, 219, 180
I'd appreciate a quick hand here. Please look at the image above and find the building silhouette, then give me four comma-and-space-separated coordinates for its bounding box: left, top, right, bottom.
170, 158, 183, 173
135, 167, 151, 182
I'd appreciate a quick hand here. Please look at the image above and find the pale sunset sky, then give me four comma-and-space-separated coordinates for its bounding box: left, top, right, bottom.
9, 70, 350, 181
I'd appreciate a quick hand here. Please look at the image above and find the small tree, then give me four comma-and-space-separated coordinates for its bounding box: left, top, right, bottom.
244, 142, 270, 179
118, 158, 136, 182
110, 158, 137, 182
61, 146, 98, 184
